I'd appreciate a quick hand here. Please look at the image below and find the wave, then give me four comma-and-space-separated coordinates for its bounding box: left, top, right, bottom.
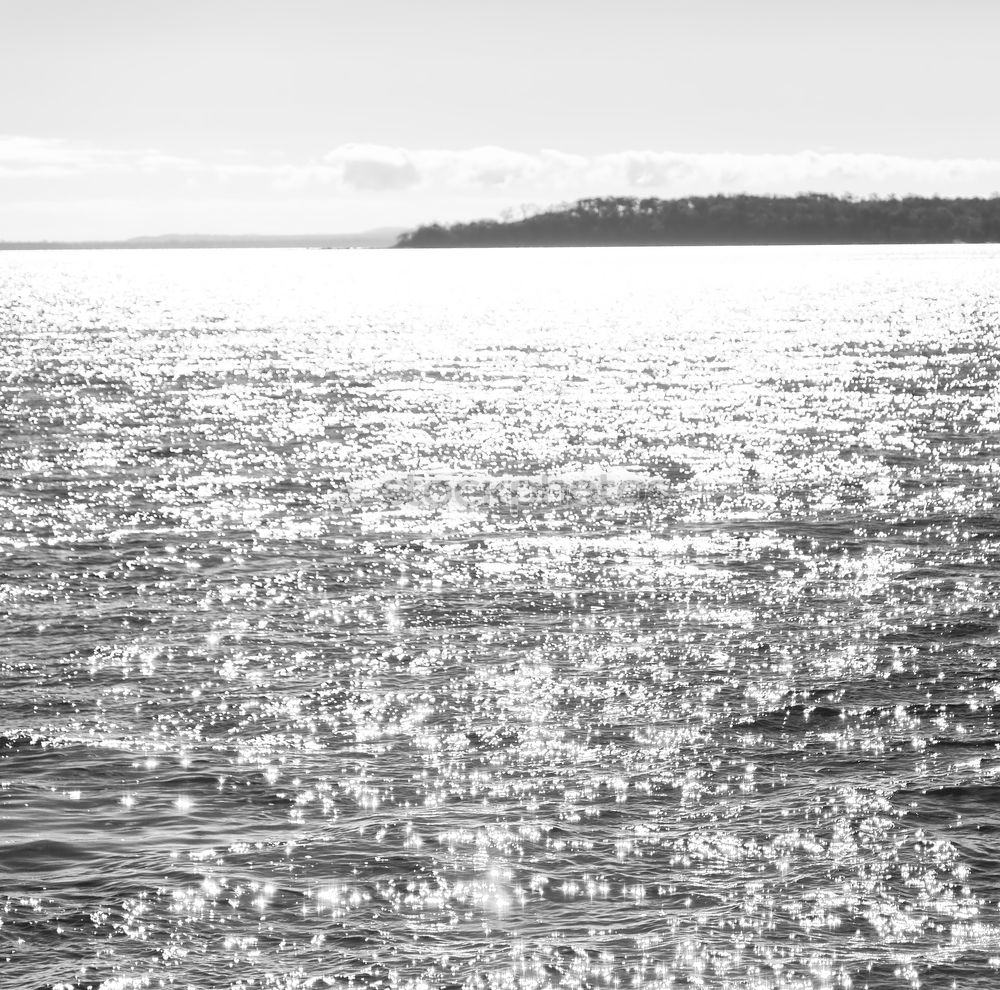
736, 704, 843, 732
880, 619, 998, 643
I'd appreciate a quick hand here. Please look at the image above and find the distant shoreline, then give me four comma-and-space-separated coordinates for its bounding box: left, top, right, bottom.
0, 243, 364, 251
8, 194, 1000, 250
5, 237, 996, 252
394, 194, 1000, 248
0, 230, 404, 251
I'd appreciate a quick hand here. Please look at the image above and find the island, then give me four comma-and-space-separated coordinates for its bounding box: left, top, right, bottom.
394, 194, 1000, 248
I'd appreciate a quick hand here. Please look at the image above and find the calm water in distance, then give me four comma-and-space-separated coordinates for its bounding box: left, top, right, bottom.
2, 245, 1000, 989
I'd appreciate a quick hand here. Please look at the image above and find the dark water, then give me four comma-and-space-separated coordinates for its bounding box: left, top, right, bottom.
2, 245, 1000, 990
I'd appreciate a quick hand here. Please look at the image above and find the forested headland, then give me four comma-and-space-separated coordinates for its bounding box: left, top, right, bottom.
394, 194, 1000, 248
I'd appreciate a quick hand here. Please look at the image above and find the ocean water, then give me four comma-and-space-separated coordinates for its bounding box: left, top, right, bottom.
2, 245, 1000, 990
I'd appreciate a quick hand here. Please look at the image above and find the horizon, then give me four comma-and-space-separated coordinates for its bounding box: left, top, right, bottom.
0, 226, 407, 245
4, 0, 1000, 240
6, 191, 1000, 247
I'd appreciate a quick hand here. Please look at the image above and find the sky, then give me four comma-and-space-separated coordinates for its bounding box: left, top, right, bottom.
3, 0, 1000, 239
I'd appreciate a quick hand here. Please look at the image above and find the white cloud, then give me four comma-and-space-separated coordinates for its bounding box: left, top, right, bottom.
0, 135, 201, 177
322, 144, 419, 191
5, 134, 1000, 197
317, 144, 1000, 198
0, 135, 99, 176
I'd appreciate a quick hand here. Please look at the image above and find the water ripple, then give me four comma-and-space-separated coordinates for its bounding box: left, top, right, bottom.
2, 246, 1000, 988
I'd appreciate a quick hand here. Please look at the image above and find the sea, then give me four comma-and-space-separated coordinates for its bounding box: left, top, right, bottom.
2, 245, 1000, 990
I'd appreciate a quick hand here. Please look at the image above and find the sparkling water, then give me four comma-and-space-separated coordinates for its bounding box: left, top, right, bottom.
3, 245, 1000, 989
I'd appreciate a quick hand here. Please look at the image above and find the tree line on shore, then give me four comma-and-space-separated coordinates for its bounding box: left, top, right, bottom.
394, 193, 1000, 247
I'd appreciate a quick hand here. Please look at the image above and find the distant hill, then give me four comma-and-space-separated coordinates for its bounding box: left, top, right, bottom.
395, 194, 1000, 247
0, 228, 405, 250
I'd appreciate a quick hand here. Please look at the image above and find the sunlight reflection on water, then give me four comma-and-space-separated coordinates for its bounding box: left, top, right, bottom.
2, 246, 1000, 989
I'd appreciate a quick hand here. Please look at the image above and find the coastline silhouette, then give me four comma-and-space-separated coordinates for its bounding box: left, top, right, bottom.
396, 193, 1000, 247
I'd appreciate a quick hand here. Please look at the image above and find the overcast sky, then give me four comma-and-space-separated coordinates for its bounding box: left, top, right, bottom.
3, 0, 1000, 239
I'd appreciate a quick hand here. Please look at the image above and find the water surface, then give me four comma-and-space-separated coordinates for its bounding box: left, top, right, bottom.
2, 245, 1000, 989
